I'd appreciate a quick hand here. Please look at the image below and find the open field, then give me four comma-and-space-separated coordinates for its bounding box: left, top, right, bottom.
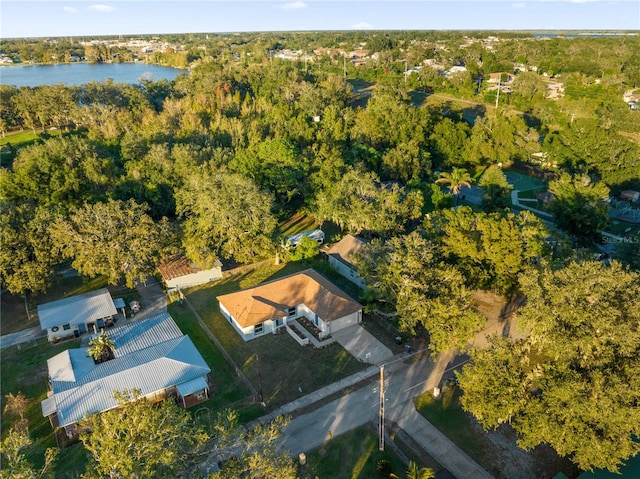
184, 259, 367, 410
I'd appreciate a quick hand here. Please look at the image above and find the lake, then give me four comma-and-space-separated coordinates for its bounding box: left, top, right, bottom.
0, 62, 185, 87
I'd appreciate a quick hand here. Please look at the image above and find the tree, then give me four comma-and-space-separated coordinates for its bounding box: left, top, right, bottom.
435, 167, 473, 206
51, 199, 168, 287
3, 392, 29, 426
406, 461, 435, 479
478, 165, 513, 212
0, 202, 57, 298
457, 260, 640, 473
426, 207, 548, 293
288, 236, 320, 262
548, 173, 610, 245
313, 168, 423, 238
80, 389, 209, 479
87, 331, 116, 363
0, 428, 58, 479
176, 166, 278, 265
211, 414, 298, 479
354, 232, 484, 354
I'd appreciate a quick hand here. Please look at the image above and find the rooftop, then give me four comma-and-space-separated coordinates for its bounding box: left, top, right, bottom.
217, 269, 362, 328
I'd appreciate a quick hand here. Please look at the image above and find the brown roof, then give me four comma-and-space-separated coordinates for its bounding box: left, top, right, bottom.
324, 235, 367, 268
158, 254, 221, 281
217, 269, 362, 328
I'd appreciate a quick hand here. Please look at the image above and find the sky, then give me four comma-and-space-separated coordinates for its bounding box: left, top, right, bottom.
1, 0, 639, 38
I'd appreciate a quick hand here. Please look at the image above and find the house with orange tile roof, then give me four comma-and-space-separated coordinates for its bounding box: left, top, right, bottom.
217, 269, 362, 341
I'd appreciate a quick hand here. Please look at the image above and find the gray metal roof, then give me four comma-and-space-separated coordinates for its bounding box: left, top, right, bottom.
105, 313, 183, 357
37, 288, 117, 330
44, 315, 210, 428
176, 376, 208, 397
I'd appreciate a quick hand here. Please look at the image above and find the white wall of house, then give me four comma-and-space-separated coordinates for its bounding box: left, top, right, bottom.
327, 257, 366, 289
165, 267, 222, 291
220, 302, 361, 342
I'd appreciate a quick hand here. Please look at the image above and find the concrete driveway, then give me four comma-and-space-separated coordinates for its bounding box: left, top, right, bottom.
332, 324, 393, 365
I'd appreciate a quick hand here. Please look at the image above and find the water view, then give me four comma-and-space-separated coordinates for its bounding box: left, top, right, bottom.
0, 62, 185, 87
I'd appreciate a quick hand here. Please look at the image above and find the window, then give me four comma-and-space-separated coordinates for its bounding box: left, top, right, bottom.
286, 306, 296, 317
62, 323, 71, 331
254, 323, 264, 335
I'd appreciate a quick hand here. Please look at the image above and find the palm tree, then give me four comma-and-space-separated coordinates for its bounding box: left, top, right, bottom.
87, 331, 116, 363
435, 167, 473, 206
407, 461, 435, 479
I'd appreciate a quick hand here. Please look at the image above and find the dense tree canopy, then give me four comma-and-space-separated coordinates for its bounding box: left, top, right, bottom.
426, 207, 548, 293
548, 173, 610, 245
50, 199, 168, 287
355, 232, 484, 354
176, 166, 278, 266
458, 260, 640, 473
313, 168, 423, 237
80, 390, 209, 479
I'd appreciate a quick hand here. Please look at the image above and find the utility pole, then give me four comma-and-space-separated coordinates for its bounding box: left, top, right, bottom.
378, 365, 385, 451
404, 59, 407, 86
495, 76, 501, 109
343, 53, 347, 79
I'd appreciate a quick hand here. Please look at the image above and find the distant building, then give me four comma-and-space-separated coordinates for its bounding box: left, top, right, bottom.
620, 190, 640, 203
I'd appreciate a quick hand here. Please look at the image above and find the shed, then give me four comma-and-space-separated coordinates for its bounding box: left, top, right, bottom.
158, 254, 223, 292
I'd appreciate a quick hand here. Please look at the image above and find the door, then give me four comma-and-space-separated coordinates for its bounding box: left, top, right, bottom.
77, 323, 87, 334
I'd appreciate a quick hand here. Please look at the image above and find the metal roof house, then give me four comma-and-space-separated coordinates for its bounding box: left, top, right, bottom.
322, 235, 368, 288
41, 313, 211, 437
217, 269, 362, 342
158, 254, 223, 292
37, 288, 117, 342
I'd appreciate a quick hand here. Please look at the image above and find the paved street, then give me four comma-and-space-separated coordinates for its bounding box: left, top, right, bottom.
277, 348, 494, 479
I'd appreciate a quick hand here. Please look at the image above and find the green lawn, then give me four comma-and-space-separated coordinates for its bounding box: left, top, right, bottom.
0, 130, 40, 147
299, 426, 415, 479
168, 301, 262, 422
414, 386, 486, 464
184, 260, 366, 410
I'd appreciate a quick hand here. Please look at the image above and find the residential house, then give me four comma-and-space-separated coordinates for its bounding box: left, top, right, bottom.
38, 288, 117, 342
322, 235, 368, 288
41, 313, 211, 437
217, 269, 362, 342
158, 254, 223, 292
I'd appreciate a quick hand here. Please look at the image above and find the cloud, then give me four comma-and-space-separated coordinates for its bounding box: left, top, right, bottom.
63, 6, 78, 13
512, 2, 526, 7
352, 22, 373, 30
278, 1, 307, 10
87, 4, 115, 13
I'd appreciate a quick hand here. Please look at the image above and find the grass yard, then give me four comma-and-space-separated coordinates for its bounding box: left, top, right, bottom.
299, 426, 418, 479
184, 260, 367, 410
168, 301, 263, 422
